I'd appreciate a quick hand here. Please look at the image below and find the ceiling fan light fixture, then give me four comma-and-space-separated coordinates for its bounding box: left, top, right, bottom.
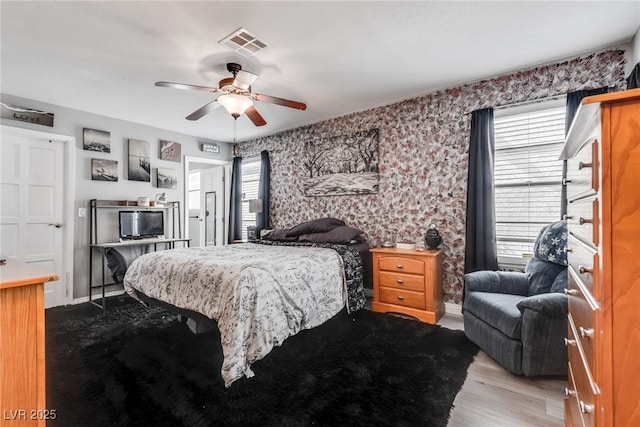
218, 94, 253, 119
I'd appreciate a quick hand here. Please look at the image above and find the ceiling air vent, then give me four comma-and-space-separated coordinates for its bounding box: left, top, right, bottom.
219, 28, 268, 57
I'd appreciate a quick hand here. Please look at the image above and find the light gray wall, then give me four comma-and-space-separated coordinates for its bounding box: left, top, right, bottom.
632, 26, 640, 66
1, 93, 232, 299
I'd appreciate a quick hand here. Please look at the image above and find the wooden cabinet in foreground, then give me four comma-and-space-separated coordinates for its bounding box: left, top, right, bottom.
561, 88, 640, 427
370, 247, 444, 324
0, 259, 58, 427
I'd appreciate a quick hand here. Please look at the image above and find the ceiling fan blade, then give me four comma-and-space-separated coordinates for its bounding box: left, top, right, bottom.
156, 81, 219, 93
252, 93, 307, 110
245, 106, 267, 127
233, 70, 258, 90
185, 100, 221, 121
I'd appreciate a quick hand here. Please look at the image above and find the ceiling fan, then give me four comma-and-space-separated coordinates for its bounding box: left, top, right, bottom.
155, 63, 306, 127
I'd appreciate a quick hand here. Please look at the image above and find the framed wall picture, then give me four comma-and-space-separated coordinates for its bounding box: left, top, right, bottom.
303, 128, 380, 196
128, 139, 150, 182
157, 168, 177, 189
159, 140, 181, 162
83, 128, 111, 153
91, 159, 118, 182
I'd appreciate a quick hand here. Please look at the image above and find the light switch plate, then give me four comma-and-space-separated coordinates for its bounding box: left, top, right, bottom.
78, 207, 86, 218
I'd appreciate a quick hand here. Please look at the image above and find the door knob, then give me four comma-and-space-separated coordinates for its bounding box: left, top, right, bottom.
47, 223, 63, 228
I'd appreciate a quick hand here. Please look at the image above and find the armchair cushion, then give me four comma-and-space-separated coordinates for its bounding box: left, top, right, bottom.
525, 257, 567, 296
464, 270, 529, 296
464, 292, 524, 340
516, 293, 569, 319
550, 269, 568, 293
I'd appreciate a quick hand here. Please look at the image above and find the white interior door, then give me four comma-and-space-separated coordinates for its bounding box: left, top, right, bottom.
201, 167, 225, 246
0, 129, 66, 307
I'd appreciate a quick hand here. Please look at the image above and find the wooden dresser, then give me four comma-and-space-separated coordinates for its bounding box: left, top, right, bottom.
370, 248, 444, 324
0, 260, 58, 426
561, 88, 640, 427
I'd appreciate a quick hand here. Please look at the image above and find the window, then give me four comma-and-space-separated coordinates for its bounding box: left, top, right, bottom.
494, 103, 565, 261
241, 159, 261, 241
188, 171, 201, 210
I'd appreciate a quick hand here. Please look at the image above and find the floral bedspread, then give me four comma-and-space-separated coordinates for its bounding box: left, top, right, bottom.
123, 243, 363, 387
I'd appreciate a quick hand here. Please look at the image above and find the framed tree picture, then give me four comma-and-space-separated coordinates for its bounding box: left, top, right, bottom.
302, 128, 380, 196
91, 159, 118, 182
157, 168, 177, 189
159, 140, 181, 162
83, 128, 111, 153
128, 139, 150, 182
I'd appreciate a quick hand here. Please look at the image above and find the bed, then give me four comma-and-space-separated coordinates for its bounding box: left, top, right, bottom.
123, 219, 368, 387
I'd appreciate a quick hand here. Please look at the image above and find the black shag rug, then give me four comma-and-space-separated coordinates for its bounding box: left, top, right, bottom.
46, 296, 478, 427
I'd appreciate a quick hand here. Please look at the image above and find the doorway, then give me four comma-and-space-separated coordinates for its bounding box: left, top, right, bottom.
184, 156, 230, 247
0, 125, 75, 308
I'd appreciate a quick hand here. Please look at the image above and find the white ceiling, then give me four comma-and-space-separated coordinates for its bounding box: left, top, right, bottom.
1, 1, 639, 143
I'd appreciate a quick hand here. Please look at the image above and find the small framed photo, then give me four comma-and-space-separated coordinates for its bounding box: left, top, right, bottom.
128, 139, 150, 182
91, 159, 118, 182
157, 168, 177, 189
159, 140, 181, 162
83, 128, 111, 153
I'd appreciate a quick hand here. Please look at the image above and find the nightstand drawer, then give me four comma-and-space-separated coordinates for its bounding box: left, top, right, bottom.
379, 286, 425, 310
567, 319, 597, 427
379, 271, 424, 292
378, 256, 425, 275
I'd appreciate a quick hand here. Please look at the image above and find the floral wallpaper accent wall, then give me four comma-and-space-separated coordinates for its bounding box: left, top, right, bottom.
238, 50, 627, 304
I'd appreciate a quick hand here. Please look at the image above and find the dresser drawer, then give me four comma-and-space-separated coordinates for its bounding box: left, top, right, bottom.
566, 360, 586, 427
379, 286, 425, 310
567, 315, 598, 427
566, 197, 599, 248
567, 293, 597, 386
567, 235, 598, 298
566, 139, 599, 201
378, 256, 425, 275
379, 271, 424, 292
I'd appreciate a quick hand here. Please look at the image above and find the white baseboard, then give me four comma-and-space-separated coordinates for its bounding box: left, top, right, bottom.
445, 302, 462, 317
72, 289, 126, 305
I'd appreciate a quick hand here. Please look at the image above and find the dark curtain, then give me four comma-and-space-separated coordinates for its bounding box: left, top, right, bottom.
464, 108, 498, 274
256, 150, 271, 237
228, 156, 243, 243
627, 62, 640, 89
561, 87, 609, 217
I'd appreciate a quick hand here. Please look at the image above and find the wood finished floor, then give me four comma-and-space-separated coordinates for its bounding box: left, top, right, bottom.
438, 313, 566, 427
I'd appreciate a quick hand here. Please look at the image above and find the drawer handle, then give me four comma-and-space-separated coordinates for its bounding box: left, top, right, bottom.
565, 387, 577, 397
578, 265, 593, 275
396, 279, 404, 284
579, 401, 595, 415
562, 177, 572, 185
578, 161, 592, 170
564, 338, 577, 346
564, 288, 578, 296
563, 214, 574, 221
579, 327, 594, 339
396, 264, 404, 269
397, 295, 405, 301
579, 217, 592, 225
565, 247, 573, 253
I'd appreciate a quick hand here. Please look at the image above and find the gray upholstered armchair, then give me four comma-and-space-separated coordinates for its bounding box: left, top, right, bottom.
463, 220, 568, 377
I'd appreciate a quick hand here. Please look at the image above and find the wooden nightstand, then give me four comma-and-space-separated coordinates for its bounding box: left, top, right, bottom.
370, 247, 444, 324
